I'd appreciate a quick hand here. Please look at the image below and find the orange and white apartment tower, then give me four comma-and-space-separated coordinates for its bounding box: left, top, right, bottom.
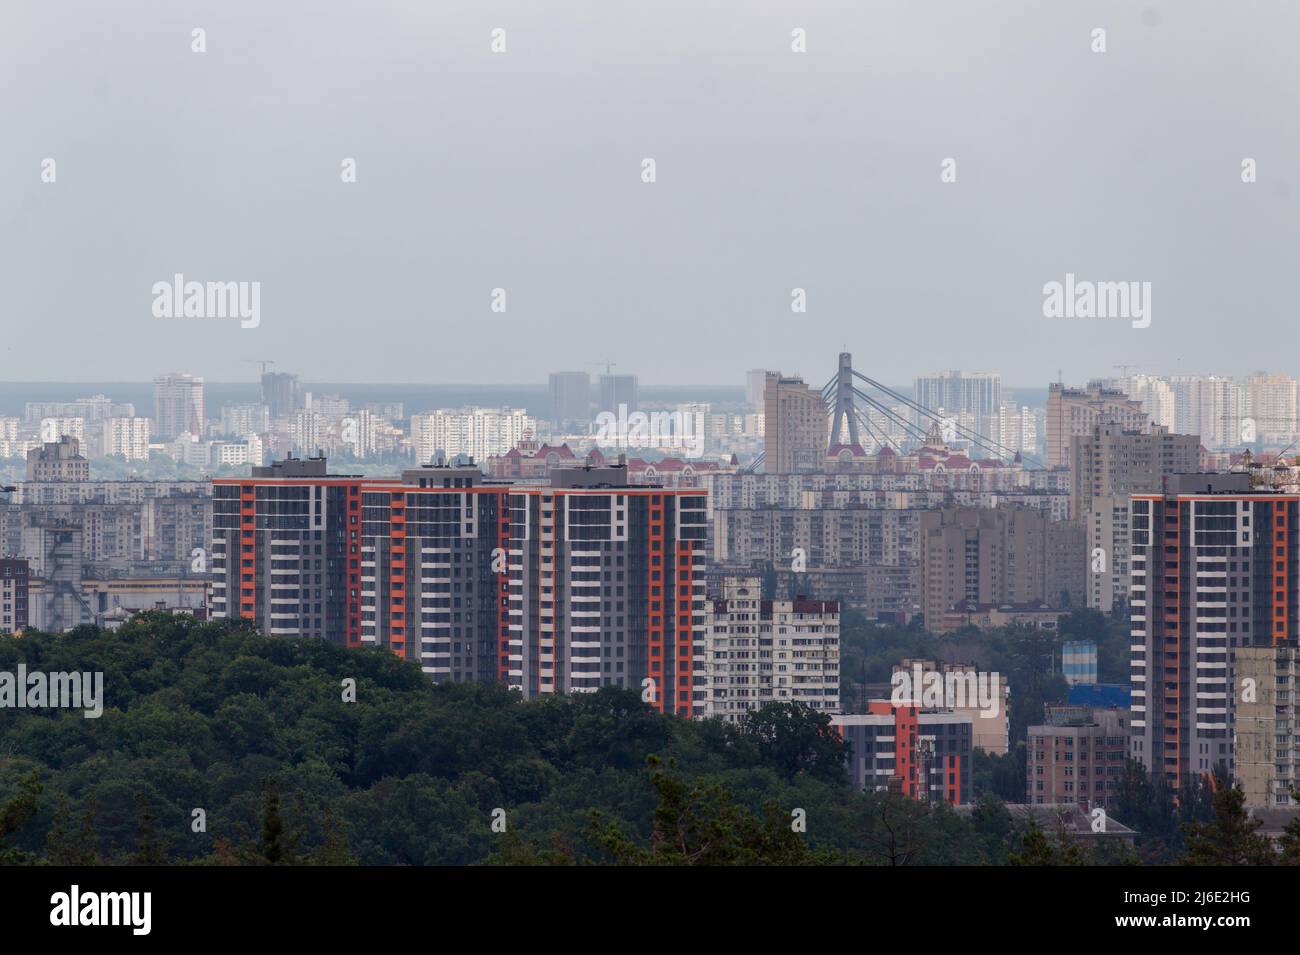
1129, 473, 1300, 788
212, 457, 709, 716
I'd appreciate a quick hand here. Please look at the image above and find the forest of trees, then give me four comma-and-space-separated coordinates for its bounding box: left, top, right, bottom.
0, 612, 1295, 865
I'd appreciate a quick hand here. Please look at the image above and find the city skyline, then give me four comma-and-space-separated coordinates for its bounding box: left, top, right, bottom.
2, 0, 1297, 898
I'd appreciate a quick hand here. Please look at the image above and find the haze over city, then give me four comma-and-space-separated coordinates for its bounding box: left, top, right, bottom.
4, 0, 1299, 383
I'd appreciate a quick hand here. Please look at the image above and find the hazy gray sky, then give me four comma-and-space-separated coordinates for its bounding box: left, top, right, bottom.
3, 1, 1298, 387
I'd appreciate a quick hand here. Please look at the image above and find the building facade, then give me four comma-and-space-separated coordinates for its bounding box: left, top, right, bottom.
762, 373, 825, 474
833, 703, 973, 804
918, 506, 1085, 631
701, 576, 840, 721
1045, 382, 1147, 469
1129, 474, 1300, 788
1234, 643, 1300, 808
1027, 705, 1131, 809
153, 372, 205, 441
0, 558, 29, 633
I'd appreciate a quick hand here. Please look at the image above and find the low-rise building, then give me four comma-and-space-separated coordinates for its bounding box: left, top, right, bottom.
833, 702, 973, 804
1027, 704, 1131, 809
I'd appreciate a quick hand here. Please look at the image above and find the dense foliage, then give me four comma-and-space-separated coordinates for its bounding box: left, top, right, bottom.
0, 613, 1289, 866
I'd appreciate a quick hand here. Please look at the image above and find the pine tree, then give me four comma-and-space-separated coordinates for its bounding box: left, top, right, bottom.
134, 794, 167, 865
260, 785, 286, 865
0, 770, 42, 865
1182, 785, 1274, 866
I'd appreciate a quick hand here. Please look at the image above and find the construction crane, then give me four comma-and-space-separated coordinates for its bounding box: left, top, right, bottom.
244, 359, 276, 377
587, 359, 617, 376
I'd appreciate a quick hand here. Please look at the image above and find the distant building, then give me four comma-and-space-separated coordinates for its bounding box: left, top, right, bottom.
26, 436, 89, 482
935, 601, 1068, 632
762, 372, 824, 473
25, 395, 134, 425
597, 374, 639, 416
220, 402, 270, 439
1072, 420, 1201, 613
102, 417, 152, 461
0, 559, 29, 633
1045, 382, 1147, 469
956, 803, 1136, 847
1027, 704, 1131, 809
1168, 375, 1245, 450
893, 659, 1009, 755
833, 702, 972, 804
913, 371, 1002, 446
548, 371, 591, 431
154, 373, 205, 441
261, 371, 300, 419
919, 506, 1084, 632
410, 408, 535, 464
28, 575, 206, 632
702, 577, 840, 721
1070, 422, 1200, 520
21, 519, 89, 631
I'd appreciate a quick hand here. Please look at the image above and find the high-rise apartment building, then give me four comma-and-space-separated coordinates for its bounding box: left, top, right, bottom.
918, 506, 1085, 630
261, 371, 300, 420
211, 457, 365, 643
221, 403, 271, 439
701, 577, 840, 721
1129, 474, 1300, 788
1071, 421, 1201, 613
762, 372, 825, 474
410, 408, 536, 465
597, 374, 639, 416
1111, 375, 1176, 431
1168, 376, 1245, 450
102, 418, 152, 461
913, 371, 1002, 442
1244, 372, 1298, 445
212, 457, 709, 715
359, 464, 505, 679
996, 402, 1039, 456
39, 417, 85, 445
1045, 382, 1147, 469
1070, 423, 1201, 521
548, 371, 591, 431
503, 466, 707, 715
153, 373, 205, 440
0, 558, 29, 633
